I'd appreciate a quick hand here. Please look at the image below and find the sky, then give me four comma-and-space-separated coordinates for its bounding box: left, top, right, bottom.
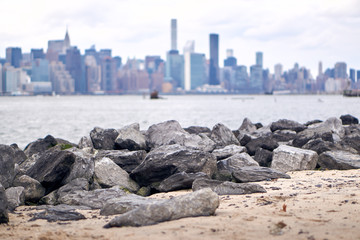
1, 0, 359, 77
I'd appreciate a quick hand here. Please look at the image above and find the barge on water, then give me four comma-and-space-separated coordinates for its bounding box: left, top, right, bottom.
343, 90, 360, 97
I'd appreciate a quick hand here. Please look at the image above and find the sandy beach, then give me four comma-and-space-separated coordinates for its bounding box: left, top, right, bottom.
1, 169, 359, 240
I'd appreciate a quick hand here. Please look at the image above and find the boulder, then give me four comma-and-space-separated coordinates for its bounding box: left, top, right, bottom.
251, 125, 273, 138
210, 123, 240, 147
13, 175, 46, 203
90, 127, 119, 150
318, 151, 360, 170
192, 178, 266, 195
0, 184, 9, 223
62, 148, 95, 184
24, 135, 57, 157
18, 153, 40, 173
238, 118, 257, 133
270, 119, 307, 133
57, 178, 90, 199
130, 144, 217, 186
245, 136, 279, 156
115, 123, 147, 151
26, 148, 76, 193
94, 157, 139, 192
271, 145, 318, 173
340, 114, 359, 125
238, 134, 253, 146
272, 130, 297, 142
253, 148, 273, 167
5, 186, 25, 210
302, 138, 338, 155
305, 119, 323, 126
212, 144, 247, 160
340, 136, 360, 154
231, 166, 291, 183
156, 172, 208, 192
184, 126, 211, 135
29, 205, 86, 222
55, 138, 78, 149
104, 188, 219, 228
10, 144, 27, 165
0, 144, 16, 189
78, 136, 94, 149
217, 153, 259, 172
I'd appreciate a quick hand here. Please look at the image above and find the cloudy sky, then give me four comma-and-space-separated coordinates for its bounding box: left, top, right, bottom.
1, 0, 359, 76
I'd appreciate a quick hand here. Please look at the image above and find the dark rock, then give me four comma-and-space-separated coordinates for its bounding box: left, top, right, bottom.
26, 148, 76, 194
0, 184, 9, 224
57, 178, 90, 200
62, 148, 95, 184
24, 135, 57, 157
272, 130, 297, 142
210, 123, 240, 147
238, 118, 257, 133
231, 166, 291, 183
251, 125, 273, 138
238, 134, 252, 146
212, 144, 247, 160
96, 150, 146, 173
5, 186, 25, 210
340, 136, 360, 154
270, 119, 307, 133
130, 144, 217, 187
0, 144, 16, 189
56, 138, 78, 149
253, 148, 273, 167
90, 127, 119, 150
302, 138, 338, 155
184, 126, 211, 135
29, 206, 86, 222
115, 123, 147, 151
78, 136, 94, 149
304, 119, 323, 126
340, 114, 359, 125
212, 169, 233, 182
156, 172, 208, 192
272, 145, 318, 172
13, 175, 46, 203
136, 186, 151, 197
245, 136, 279, 156
104, 188, 219, 228
255, 123, 263, 129
217, 153, 259, 173
10, 144, 27, 165
318, 151, 360, 170
192, 178, 266, 195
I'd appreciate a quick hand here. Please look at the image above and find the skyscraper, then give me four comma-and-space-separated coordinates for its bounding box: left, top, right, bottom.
274, 64, 283, 81
318, 61, 323, 77
350, 68, 356, 83
6, 47, 22, 68
334, 62, 347, 79
66, 47, 82, 92
209, 33, 219, 85
256, 52, 263, 68
224, 49, 237, 68
171, 19, 177, 51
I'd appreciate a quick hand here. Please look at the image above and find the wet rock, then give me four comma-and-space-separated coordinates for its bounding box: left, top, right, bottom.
96, 150, 146, 173
231, 166, 291, 183
90, 127, 119, 150
94, 157, 139, 192
13, 175, 46, 203
253, 148, 273, 167
217, 153, 259, 172
5, 186, 25, 210
271, 145, 318, 173
184, 126, 211, 135
24, 135, 57, 157
270, 119, 307, 133
245, 136, 279, 156
0, 144, 16, 189
156, 172, 208, 192
78, 136, 94, 149
62, 148, 95, 184
340, 114, 359, 125
238, 118, 257, 133
318, 151, 360, 170
0, 184, 9, 224
115, 123, 147, 151
210, 123, 240, 147
192, 178, 266, 195
104, 188, 219, 228
130, 144, 217, 186
29, 206, 86, 222
212, 144, 247, 160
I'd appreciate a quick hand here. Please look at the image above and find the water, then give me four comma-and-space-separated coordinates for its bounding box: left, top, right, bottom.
0, 94, 359, 149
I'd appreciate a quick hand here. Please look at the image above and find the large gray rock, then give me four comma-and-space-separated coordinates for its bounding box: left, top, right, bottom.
26, 148, 76, 193
217, 153, 259, 172
29, 205, 86, 222
253, 148, 273, 167
318, 151, 360, 170
5, 186, 25, 210
115, 123, 147, 151
340, 136, 360, 154
271, 145, 318, 173
104, 188, 219, 228
90, 127, 119, 150
18, 153, 40, 173
270, 119, 307, 133
238, 118, 257, 133
184, 126, 211, 135
130, 144, 217, 186
24, 135, 57, 157
63, 148, 95, 184
245, 136, 279, 156
10, 144, 27, 165
192, 178, 266, 195
212, 144, 247, 160
78, 136, 94, 149
57, 178, 90, 200
13, 175, 46, 203
0, 184, 9, 223
0, 144, 16, 189
94, 157, 139, 192
302, 138, 339, 155
156, 172, 208, 192
210, 123, 240, 147
231, 166, 291, 183
96, 150, 146, 173
272, 130, 297, 142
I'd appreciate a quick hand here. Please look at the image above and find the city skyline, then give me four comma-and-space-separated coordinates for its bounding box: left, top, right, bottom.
1, 0, 359, 76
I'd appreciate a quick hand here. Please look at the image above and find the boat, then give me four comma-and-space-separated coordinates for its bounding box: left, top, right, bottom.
343, 90, 360, 97
150, 90, 159, 99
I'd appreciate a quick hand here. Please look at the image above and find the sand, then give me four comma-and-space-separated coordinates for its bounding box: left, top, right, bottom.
1, 169, 359, 240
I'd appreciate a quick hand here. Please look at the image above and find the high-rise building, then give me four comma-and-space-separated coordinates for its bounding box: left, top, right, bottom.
166, 51, 184, 89
6, 47, 22, 68
184, 52, 206, 91
31, 49, 45, 60
66, 47, 82, 93
357, 70, 360, 82
250, 65, 263, 92
256, 52, 263, 68
100, 57, 117, 92
224, 49, 237, 68
318, 61, 323, 77
171, 19, 177, 51
209, 33, 219, 85
334, 62, 347, 79
50, 61, 74, 94
47, 29, 71, 62
84, 55, 101, 93
274, 64, 283, 81
350, 68, 356, 83
31, 59, 49, 82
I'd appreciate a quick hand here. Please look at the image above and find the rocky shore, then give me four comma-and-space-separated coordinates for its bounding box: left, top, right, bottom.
0, 114, 360, 238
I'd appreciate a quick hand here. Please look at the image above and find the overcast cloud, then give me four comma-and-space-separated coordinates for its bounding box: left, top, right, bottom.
1, 0, 359, 76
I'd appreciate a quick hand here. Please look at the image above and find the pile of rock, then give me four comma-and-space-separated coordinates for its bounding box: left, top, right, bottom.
0, 114, 359, 227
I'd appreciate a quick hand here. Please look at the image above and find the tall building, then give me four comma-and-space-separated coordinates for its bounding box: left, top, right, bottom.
6, 47, 22, 68
46, 29, 71, 62
350, 68, 356, 83
334, 62, 347, 79
166, 51, 184, 89
31, 49, 45, 60
66, 47, 82, 92
233, 65, 248, 91
100, 57, 117, 92
274, 64, 283, 81
84, 55, 101, 93
184, 52, 206, 91
31, 59, 49, 82
250, 65, 263, 92
224, 49, 237, 68
209, 33, 219, 85
49, 61, 74, 94
171, 19, 177, 51
357, 70, 360, 82
318, 61, 323, 77
256, 52, 263, 68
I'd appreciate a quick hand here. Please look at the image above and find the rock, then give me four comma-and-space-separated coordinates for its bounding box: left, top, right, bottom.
115, 123, 147, 151
340, 114, 359, 125
212, 144, 247, 160
0, 144, 16, 189
136, 186, 151, 197
302, 138, 338, 155
13, 175, 46, 203
184, 126, 211, 135
18, 153, 40, 173
251, 125, 273, 138
130, 144, 217, 186
272, 130, 297, 142
78, 136, 94, 149
156, 172, 208, 192
57, 178, 90, 200
271, 145, 318, 173
39, 190, 58, 205
255, 122, 263, 129
270, 119, 307, 133
56, 138, 78, 149
104, 188, 219, 228
318, 151, 360, 170
344, 124, 360, 137
29, 205, 86, 222
90, 127, 119, 150
239, 118, 257, 133
24, 135, 57, 157
245, 136, 279, 156
62, 148, 95, 184
26, 148, 76, 193
58, 187, 129, 209
192, 178, 266, 195
10, 144, 27, 165
217, 153, 259, 173
94, 157, 139, 192
196, 133, 217, 152
0, 184, 9, 223
253, 148, 273, 167
340, 136, 360, 154
238, 134, 253, 146
100, 194, 165, 216
5, 186, 25, 210
231, 166, 291, 183
305, 119, 323, 126
96, 150, 146, 173
210, 123, 240, 147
